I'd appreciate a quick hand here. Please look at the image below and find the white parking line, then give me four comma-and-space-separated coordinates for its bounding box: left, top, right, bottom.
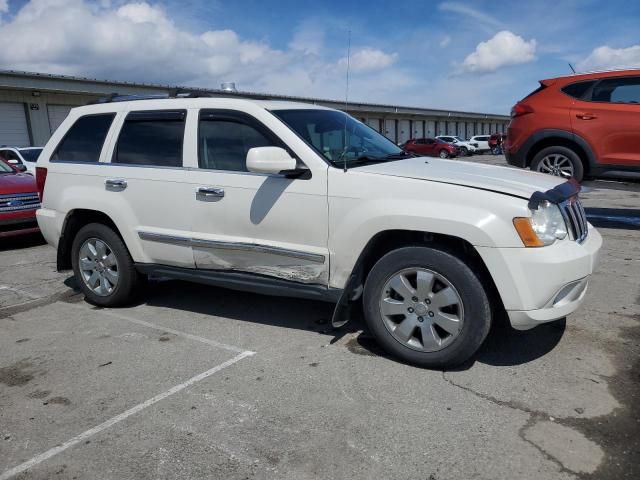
0, 350, 255, 480
62, 301, 248, 354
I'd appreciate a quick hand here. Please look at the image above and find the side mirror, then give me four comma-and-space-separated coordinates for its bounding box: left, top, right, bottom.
15, 164, 27, 172
246, 147, 297, 175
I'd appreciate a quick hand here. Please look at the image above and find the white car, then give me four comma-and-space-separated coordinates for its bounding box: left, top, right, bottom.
0, 146, 43, 175
469, 135, 491, 153
35, 96, 602, 367
435, 136, 477, 156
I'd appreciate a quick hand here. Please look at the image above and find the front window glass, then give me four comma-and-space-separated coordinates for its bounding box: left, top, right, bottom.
0, 160, 13, 173
271, 109, 406, 167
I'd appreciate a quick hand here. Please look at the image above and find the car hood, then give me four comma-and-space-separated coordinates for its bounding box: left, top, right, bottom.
0, 173, 38, 194
354, 157, 565, 199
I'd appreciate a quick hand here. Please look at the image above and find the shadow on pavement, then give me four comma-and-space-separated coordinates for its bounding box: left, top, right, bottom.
0, 232, 45, 252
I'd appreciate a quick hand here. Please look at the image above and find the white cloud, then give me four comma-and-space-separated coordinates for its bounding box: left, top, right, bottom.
338, 48, 397, 72
0, 0, 8, 13
439, 35, 451, 48
461, 30, 536, 73
577, 45, 640, 71
438, 2, 504, 31
0, 0, 401, 102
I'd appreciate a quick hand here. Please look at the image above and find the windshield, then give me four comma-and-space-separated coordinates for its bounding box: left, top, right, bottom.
271, 109, 406, 167
0, 160, 13, 174
18, 148, 43, 162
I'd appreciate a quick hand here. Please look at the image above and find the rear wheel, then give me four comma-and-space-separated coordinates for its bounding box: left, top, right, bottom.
531, 146, 584, 182
71, 223, 140, 307
363, 247, 492, 368
459, 146, 468, 156
439, 149, 449, 159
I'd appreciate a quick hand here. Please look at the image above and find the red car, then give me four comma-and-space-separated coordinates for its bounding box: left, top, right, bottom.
0, 159, 41, 238
506, 68, 640, 181
489, 133, 507, 154
402, 138, 458, 158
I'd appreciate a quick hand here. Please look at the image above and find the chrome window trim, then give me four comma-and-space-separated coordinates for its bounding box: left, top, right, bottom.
138, 231, 325, 264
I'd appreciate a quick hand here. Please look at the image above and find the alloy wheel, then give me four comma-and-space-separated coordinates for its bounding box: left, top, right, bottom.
537, 153, 575, 178
379, 268, 464, 352
78, 237, 119, 296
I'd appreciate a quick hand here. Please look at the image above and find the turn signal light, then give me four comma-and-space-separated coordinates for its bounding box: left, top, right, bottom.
513, 217, 544, 247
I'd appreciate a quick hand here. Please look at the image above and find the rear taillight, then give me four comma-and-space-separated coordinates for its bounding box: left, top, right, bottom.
36, 167, 47, 201
511, 103, 534, 118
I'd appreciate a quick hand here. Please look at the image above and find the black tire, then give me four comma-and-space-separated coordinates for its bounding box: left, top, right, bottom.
459, 147, 468, 156
438, 149, 449, 159
363, 246, 491, 368
530, 146, 584, 182
71, 223, 140, 307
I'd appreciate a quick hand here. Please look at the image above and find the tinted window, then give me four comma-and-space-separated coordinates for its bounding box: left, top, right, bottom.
52, 114, 115, 163
415, 139, 426, 144
19, 148, 43, 162
592, 77, 640, 103
113, 111, 185, 167
199, 119, 275, 171
562, 81, 596, 100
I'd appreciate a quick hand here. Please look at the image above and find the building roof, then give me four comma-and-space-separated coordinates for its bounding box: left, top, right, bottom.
0, 69, 509, 121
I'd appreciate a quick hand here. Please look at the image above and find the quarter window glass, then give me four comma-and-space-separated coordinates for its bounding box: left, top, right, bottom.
592, 77, 640, 103
113, 111, 185, 167
52, 114, 115, 163
562, 81, 596, 100
199, 120, 274, 171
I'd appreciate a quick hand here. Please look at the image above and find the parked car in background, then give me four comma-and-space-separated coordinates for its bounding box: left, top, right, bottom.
402, 138, 458, 158
0, 159, 41, 238
469, 135, 491, 153
436, 136, 477, 156
0, 147, 43, 175
36, 96, 601, 368
506, 68, 640, 181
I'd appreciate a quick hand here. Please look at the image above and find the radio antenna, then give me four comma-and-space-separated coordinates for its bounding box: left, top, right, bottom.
342, 28, 352, 173
568, 62, 576, 73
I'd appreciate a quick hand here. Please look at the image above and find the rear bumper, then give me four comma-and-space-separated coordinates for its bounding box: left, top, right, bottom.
477, 225, 603, 329
505, 146, 527, 168
35, 208, 62, 249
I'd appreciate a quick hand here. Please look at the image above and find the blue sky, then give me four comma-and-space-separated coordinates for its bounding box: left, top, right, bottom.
1, 0, 640, 113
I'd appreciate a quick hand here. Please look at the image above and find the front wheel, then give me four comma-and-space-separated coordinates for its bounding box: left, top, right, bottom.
438, 149, 449, 159
459, 147, 468, 156
71, 223, 140, 307
363, 247, 492, 368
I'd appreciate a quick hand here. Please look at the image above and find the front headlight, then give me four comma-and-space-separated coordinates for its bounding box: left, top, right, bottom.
513, 201, 568, 247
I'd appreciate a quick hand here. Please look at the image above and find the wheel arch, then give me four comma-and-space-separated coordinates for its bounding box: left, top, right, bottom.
331, 229, 504, 327
524, 129, 597, 174
57, 209, 124, 271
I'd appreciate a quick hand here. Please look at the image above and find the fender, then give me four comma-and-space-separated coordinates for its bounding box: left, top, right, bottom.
517, 129, 597, 169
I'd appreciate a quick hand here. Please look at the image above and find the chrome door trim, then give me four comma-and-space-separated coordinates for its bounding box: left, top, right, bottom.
137, 231, 325, 263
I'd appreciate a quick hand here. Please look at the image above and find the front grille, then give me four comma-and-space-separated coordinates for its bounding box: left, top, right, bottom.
560, 196, 588, 243
0, 192, 40, 213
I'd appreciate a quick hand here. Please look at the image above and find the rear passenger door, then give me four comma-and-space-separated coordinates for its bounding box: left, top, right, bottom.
101, 109, 195, 268
186, 109, 329, 285
570, 76, 640, 167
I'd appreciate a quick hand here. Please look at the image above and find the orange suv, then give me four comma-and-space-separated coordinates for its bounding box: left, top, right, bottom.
506, 69, 640, 181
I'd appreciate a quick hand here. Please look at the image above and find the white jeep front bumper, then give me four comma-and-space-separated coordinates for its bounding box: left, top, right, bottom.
477, 224, 603, 330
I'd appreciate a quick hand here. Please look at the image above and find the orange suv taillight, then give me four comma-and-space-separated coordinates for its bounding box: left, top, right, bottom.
511, 103, 534, 118
36, 167, 47, 202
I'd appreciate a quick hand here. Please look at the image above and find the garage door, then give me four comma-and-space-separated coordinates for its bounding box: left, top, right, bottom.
426, 121, 435, 137
366, 118, 381, 132
384, 119, 396, 143
412, 120, 424, 138
398, 120, 411, 144
48, 105, 74, 134
0, 102, 30, 147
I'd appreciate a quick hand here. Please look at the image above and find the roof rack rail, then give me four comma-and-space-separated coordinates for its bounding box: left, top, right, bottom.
87, 88, 214, 105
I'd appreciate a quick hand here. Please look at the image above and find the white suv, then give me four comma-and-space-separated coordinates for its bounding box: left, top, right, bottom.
469, 135, 491, 153
35, 96, 602, 367
435, 136, 476, 156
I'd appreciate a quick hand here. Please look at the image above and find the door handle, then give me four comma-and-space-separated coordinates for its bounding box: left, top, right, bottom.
575, 113, 597, 120
105, 178, 127, 191
196, 186, 225, 199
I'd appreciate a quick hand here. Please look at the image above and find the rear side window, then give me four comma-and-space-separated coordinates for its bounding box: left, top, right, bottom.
592, 77, 640, 103
51, 114, 115, 163
113, 110, 185, 167
198, 112, 277, 172
561, 80, 596, 100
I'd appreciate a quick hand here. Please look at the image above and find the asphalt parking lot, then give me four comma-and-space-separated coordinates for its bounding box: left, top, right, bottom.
1, 154, 638, 480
